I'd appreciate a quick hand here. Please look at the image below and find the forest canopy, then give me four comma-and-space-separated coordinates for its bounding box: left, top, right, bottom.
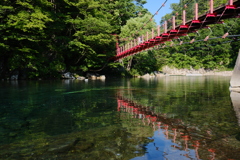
0, 0, 147, 79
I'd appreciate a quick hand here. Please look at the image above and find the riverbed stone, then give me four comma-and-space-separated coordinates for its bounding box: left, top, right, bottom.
75, 141, 94, 151
47, 138, 80, 153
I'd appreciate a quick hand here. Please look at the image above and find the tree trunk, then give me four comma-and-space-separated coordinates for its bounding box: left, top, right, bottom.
126, 56, 133, 71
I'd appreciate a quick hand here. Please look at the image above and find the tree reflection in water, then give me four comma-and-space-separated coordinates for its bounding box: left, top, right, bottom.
1, 77, 240, 159
117, 93, 240, 160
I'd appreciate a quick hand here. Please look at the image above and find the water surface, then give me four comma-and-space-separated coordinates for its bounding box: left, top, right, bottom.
0, 76, 240, 160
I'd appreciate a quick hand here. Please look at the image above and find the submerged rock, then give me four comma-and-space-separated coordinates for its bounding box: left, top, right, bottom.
47, 138, 80, 153
75, 141, 94, 151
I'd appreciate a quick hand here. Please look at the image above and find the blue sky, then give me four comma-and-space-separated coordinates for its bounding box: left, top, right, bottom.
143, 0, 180, 25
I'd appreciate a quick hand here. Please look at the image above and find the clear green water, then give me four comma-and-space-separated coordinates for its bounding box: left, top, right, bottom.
0, 76, 240, 160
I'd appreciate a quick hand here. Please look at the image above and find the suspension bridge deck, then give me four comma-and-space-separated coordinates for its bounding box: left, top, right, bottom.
111, 0, 240, 61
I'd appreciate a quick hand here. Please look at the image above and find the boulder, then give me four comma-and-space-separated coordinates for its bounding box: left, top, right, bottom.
141, 73, 150, 78
153, 71, 165, 77
97, 75, 106, 80
89, 75, 97, 80
73, 73, 85, 80
10, 70, 19, 80
86, 73, 105, 80
11, 74, 18, 80
76, 76, 85, 80
141, 73, 155, 78
86, 73, 94, 78
62, 72, 75, 79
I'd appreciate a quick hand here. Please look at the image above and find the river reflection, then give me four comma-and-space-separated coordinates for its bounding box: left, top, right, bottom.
117, 76, 240, 160
0, 76, 240, 159
117, 96, 220, 160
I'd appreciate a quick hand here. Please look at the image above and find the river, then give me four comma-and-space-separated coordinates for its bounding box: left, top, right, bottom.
0, 76, 240, 160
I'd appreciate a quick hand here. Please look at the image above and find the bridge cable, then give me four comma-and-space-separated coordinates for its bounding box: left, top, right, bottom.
151, 39, 240, 54
172, 38, 240, 54
118, 0, 238, 59
121, 0, 168, 42
170, 35, 240, 48
121, 0, 195, 50
138, 34, 240, 54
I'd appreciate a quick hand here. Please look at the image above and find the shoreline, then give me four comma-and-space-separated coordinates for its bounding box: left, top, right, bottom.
161, 66, 233, 77
138, 70, 233, 78
168, 71, 233, 76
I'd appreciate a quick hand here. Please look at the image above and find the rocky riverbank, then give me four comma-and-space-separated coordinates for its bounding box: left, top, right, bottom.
3, 71, 106, 81
162, 66, 233, 76
61, 72, 106, 80
138, 66, 233, 78
3, 66, 233, 81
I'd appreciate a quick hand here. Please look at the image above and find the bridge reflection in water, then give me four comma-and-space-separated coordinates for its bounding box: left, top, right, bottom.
117, 92, 240, 160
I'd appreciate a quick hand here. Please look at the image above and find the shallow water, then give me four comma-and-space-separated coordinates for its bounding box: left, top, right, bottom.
0, 76, 240, 160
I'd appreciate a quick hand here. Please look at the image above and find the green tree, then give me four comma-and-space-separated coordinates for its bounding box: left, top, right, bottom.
0, 0, 146, 79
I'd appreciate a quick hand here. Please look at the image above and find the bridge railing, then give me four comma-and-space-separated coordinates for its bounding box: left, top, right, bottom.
111, 0, 240, 61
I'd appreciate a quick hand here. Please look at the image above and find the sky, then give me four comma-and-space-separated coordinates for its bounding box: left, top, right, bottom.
143, 0, 180, 25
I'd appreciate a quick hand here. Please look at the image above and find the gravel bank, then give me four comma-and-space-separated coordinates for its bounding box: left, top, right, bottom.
162, 66, 232, 76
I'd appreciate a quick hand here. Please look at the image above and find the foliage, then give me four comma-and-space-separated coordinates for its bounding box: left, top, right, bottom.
119, 12, 157, 75
119, 13, 156, 42
117, 0, 240, 75
0, 0, 146, 79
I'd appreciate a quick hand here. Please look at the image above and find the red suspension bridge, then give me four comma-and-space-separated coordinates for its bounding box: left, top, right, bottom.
110, 0, 240, 61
